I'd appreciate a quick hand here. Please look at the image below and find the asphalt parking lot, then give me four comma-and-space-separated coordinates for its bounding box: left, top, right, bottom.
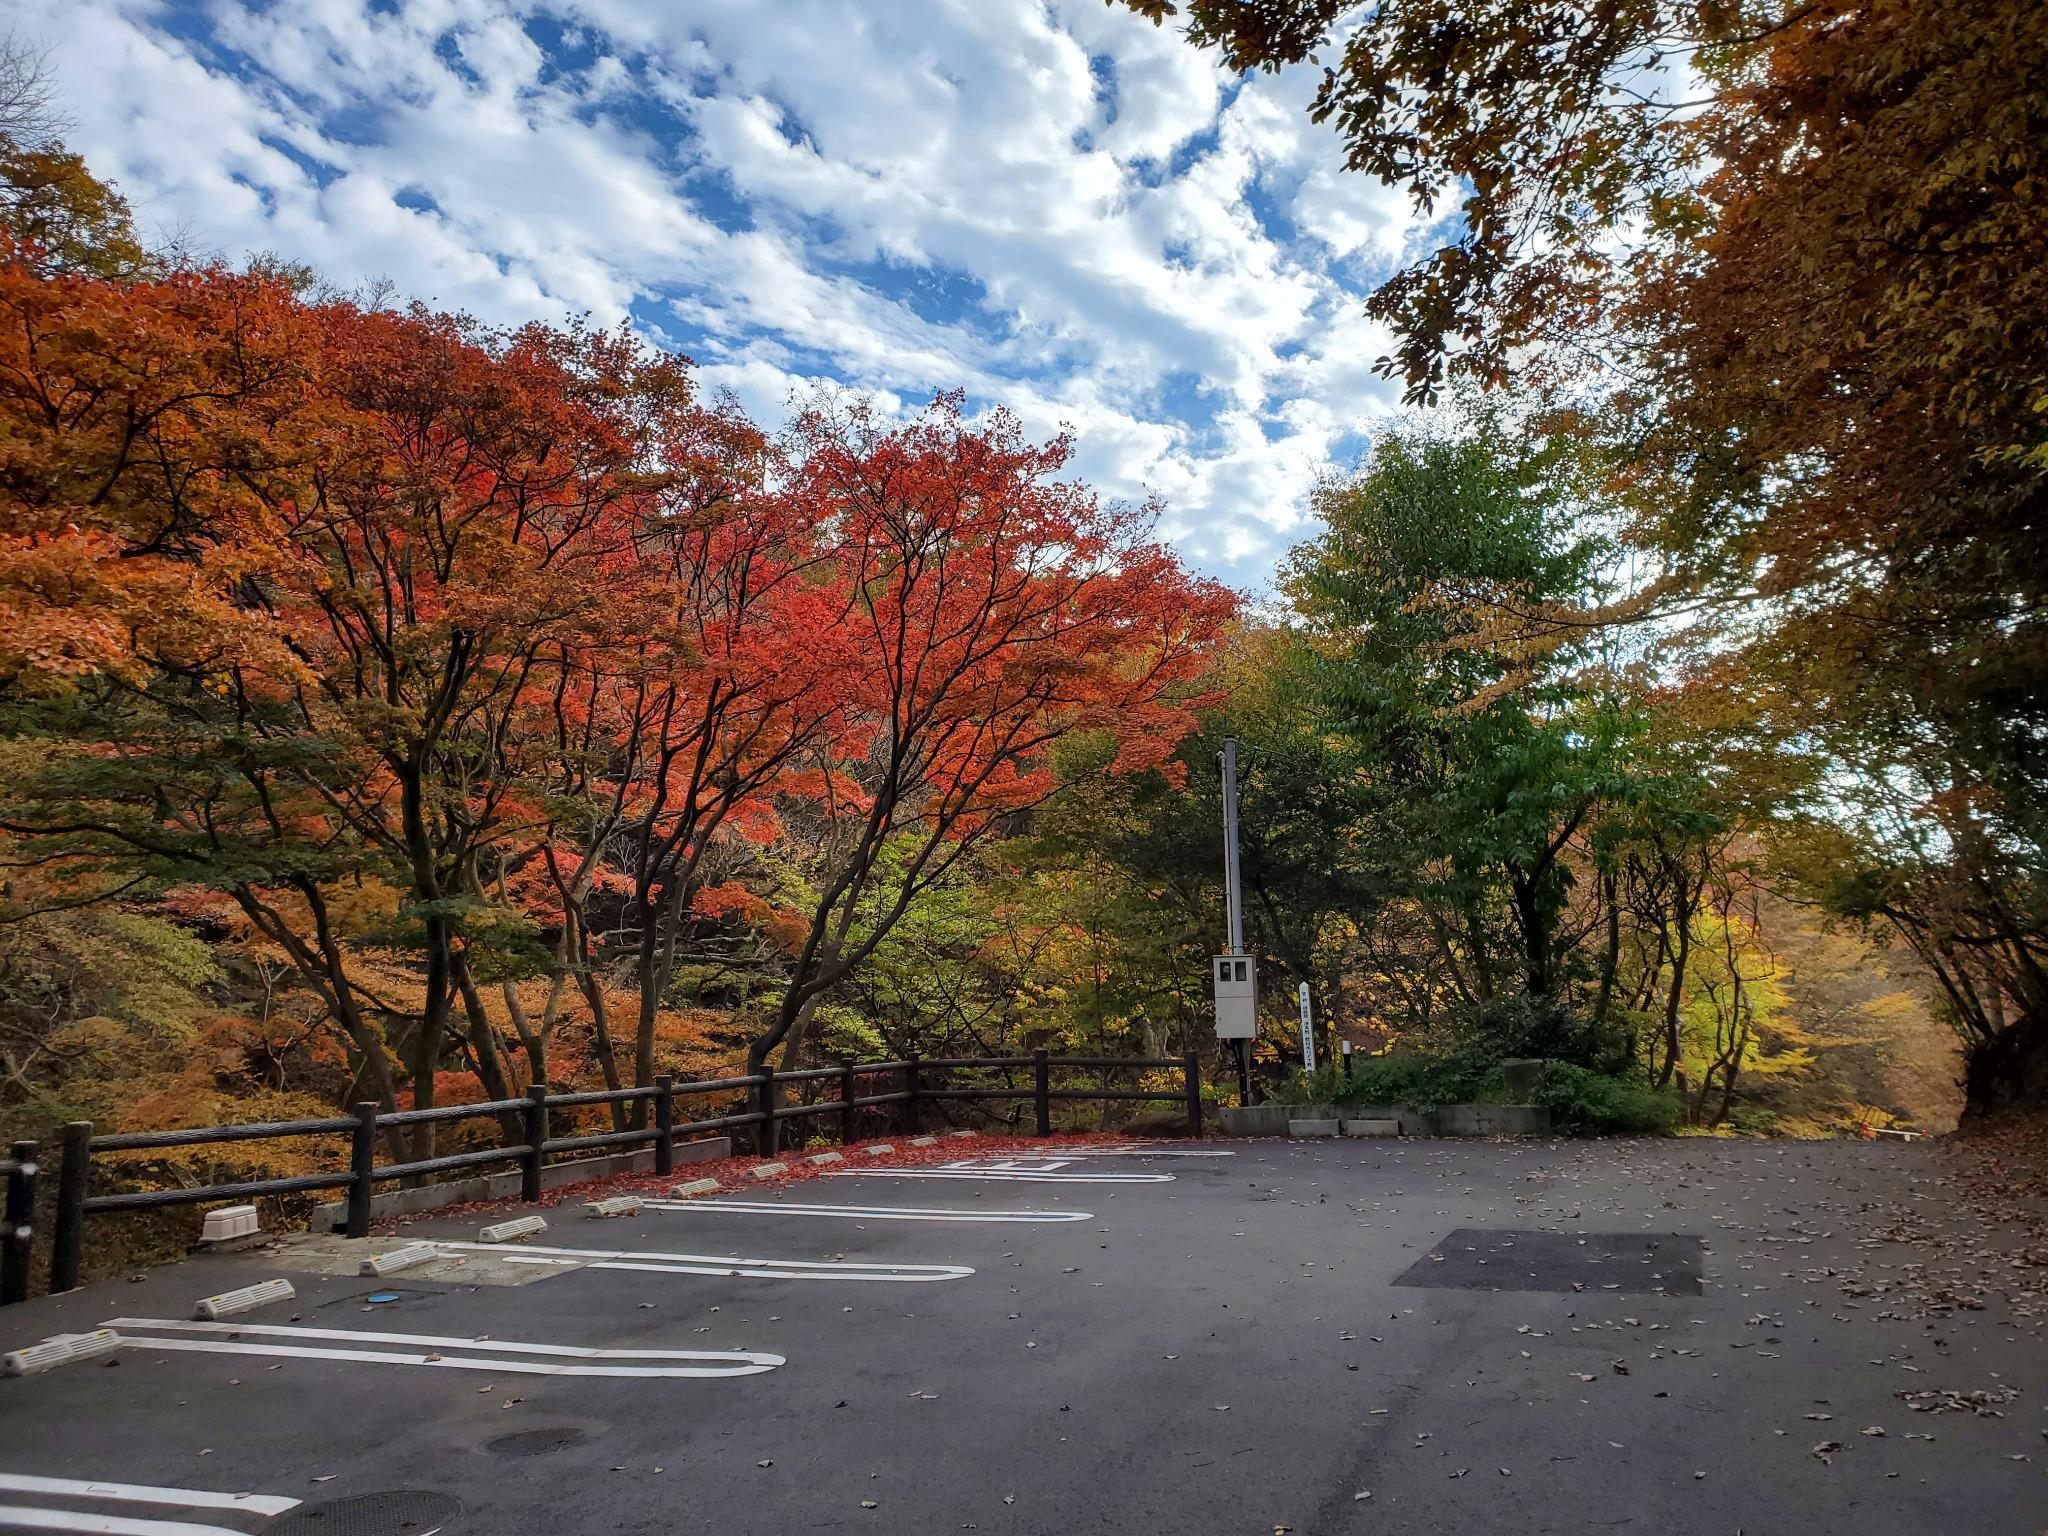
2, 1136, 2043, 1535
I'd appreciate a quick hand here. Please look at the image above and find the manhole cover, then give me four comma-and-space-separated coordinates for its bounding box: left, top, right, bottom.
484, 1426, 586, 1457
1393, 1229, 1704, 1295
268, 1490, 463, 1535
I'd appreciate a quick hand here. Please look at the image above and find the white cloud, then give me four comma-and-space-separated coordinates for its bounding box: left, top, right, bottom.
14, 0, 1426, 587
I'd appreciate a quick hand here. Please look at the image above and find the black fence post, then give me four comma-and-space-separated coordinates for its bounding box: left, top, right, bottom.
1182, 1051, 1203, 1137
344, 1102, 378, 1239
521, 1083, 549, 1202
904, 1056, 922, 1136
654, 1074, 674, 1177
757, 1065, 778, 1158
1033, 1049, 1052, 1138
2, 1139, 36, 1306
839, 1058, 857, 1147
49, 1121, 90, 1294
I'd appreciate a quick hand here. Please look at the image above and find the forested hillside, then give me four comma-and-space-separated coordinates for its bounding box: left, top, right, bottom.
5, 0, 2042, 1175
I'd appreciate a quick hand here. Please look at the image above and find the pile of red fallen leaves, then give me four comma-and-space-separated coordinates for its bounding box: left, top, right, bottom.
380, 1129, 1144, 1234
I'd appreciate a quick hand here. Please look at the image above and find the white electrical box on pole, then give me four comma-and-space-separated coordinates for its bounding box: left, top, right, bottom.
1212, 953, 1256, 1039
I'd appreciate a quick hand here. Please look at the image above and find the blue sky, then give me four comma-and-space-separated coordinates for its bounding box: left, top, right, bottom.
21, 0, 1435, 591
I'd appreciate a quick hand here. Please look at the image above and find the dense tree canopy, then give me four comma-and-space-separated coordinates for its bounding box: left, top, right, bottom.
0, 13, 2008, 1182
1126, 0, 2045, 1115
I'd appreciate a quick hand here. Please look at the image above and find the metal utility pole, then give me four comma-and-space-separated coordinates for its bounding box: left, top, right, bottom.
1218, 737, 1252, 1106
1220, 737, 1245, 953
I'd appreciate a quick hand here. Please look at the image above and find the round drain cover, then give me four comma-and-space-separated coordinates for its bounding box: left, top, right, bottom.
484, 1426, 586, 1457
269, 1490, 463, 1535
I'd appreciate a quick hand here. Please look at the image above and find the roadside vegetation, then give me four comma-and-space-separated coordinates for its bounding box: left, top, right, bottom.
3, 0, 2041, 1201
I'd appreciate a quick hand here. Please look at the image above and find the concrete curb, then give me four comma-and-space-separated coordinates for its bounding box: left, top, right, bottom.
1216, 1103, 1551, 1138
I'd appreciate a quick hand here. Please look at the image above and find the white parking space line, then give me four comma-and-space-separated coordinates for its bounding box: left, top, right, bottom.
428, 1240, 974, 1283
0, 1479, 295, 1518
1039, 1146, 1234, 1158
642, 1199, 1093, 1223
100, 1318, 781, 1378
823, 1169, 1173, 1183
0, 1507, 261, 1536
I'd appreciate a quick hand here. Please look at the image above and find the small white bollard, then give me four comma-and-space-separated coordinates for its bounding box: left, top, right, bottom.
583, 1196, 645, 1219
743, 1162, 788, 1181
862, 1144, 896, 1156
358, 1243, 437, 1277
804, 1152, 844, 1166
198, 1204, 261, 1244
193, 1278, 295, 1320
3, 1330, 122, 1378
478, 1215, 549, 1244
667, 1178, 721, 1197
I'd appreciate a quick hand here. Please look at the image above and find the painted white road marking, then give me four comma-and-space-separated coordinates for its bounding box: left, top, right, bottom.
1039, 1146, 1234, 1158
0, 1478, 294, 1517
0, 1507, 259, 1536
643, 1199, 1091, 1223
428, 1240, 973, 1283
949, 1158, 1075, 1171
823, 1169, 1172, 1183
100, 1318, 781, 1378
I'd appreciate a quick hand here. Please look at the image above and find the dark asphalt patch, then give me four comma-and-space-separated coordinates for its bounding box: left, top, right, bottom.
1393, 1227, 1705, 1294
267, 1489, 464, 1534
483, 1426, 588, 1457
316, 1285, 444, 1310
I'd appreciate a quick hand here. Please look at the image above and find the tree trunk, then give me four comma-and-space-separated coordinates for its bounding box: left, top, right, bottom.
1961, 1006, 2048, 1124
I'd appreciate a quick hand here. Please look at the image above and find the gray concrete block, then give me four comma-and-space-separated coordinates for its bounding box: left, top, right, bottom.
1216, 1103, 1334, 1137
1340, 1118, 1401, 1137
1288, 1118, 1341, 1137
1430, 1103, 1552, 1137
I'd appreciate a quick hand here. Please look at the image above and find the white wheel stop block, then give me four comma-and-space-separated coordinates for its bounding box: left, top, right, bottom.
478, 1214, 548, 1243
3, 1330, 122, 1377
804, 1152, 844, 1165
583, 1196, 645, 1218
358, 1243, 437, 1276
194, 1278, 295, 1320
862, 1144, 896, 1156
198, 1204, 261, 1243
667, 1178, 721, 1197
908, 1136, 938, 1147
743, 1162, 788, 1181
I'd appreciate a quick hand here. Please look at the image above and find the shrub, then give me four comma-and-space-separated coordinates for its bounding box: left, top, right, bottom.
1531, 1062, 1681, 1134
1272, 1052, 1499, 1111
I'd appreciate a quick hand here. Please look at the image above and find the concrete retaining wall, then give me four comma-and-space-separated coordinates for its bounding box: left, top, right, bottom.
311, 1135, 732, 1231
1216, 1103, 1551, 1138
